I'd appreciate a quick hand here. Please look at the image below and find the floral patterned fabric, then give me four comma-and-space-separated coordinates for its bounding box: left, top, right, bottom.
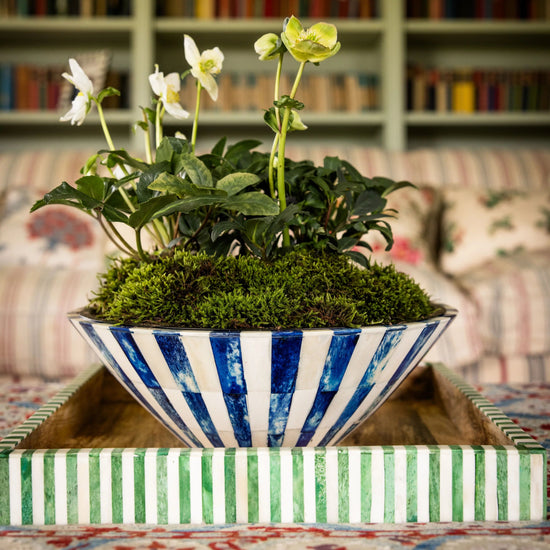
439, 187, 550, 276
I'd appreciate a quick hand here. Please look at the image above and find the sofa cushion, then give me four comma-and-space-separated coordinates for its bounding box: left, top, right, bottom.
457, 352, 550, 384
362, 185, 439, 267
391, 260, 484, 368
457, 249, 550, 359
0, 265, 98, 378
439, 187, 550, 276
0, 187, 108, 270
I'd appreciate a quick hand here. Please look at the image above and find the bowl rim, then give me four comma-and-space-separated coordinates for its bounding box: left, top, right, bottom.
68, 303, 457, 335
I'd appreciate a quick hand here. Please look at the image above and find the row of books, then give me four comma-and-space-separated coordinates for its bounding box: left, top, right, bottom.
0, 0, 130, 16
407, 66, 550, 112
0, 64, 129, 111
406, 0, 550, 19
0, 65, 379, 113
179, 72, 380, 113
156, 0, 380, 18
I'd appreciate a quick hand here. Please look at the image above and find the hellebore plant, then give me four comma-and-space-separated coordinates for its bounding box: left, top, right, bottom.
33, 17, 414, 280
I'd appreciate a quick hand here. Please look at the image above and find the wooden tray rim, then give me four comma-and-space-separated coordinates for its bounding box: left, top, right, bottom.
0, 363, 545, 455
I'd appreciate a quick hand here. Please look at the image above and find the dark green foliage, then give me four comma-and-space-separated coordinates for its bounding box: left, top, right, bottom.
87, 249, 438, 329
32, 137, 412, 266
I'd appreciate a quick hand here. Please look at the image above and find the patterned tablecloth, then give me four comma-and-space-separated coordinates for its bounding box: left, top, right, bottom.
0, 375, 549, 549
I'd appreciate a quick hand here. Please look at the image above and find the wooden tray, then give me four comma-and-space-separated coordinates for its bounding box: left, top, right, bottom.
0, 363, 546, 525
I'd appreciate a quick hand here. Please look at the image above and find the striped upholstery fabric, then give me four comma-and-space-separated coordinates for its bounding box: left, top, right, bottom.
1, 148, 550, 382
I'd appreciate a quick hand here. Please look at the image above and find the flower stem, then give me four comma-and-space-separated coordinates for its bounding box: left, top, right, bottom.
142, 109, 153, 164
95, 99, 115, 151
268, 52, 285, 199
191, 81, 202, 153
268, 134, 279, 199
276, 61, 306, 248
155, 101, 163, 149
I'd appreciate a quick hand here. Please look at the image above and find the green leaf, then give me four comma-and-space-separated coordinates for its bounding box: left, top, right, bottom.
137, 161, 172, 202
274, 95, 304, 110
97, 87, 121, 103
263, 108, 279, 133
381, 180, 415, 198
180, 154, 214, 188
222, 192, 280, 216
42, 181, 102, 210
100, 149, 149, 172
210, 220, 242, 242
352, 190, 387, 216
345, 249, 368, 268
224, 140, 262, 165
147, 172, 195, 197
211, 137, 227, 157
128, 195, 178, 229
76, 175, 107, 202
100, 204, 131, 224
216, 173, 260, 196
153, 195, 222, 218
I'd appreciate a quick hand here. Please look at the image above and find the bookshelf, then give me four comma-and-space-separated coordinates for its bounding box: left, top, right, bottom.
0, 0, 549, 152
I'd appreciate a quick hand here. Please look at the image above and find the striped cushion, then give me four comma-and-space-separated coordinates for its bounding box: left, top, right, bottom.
457, 353, 550, 384
457, 249, 550, 359
391, 261, 484, 369
286, 147, 550, 191
0, 266, 98, 379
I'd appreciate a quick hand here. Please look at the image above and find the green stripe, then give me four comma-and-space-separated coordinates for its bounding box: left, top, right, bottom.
247, 449, 259, 523
474, 447, 485, 521
66, 450, 78, 524
269, 450, 281, 523
179, 451, 191, 523
224, 449, 236, 523
315, 449, 327, 523
428, 446, 440, 522
157, 449, 168, 525
89, 449, 101, 524
201, 449, 213, 524
133, 449, 145, 523
111, 451, 123, 524
384, 447, 395, 523
21, 450, 34, 525
519, 451, 531, 520
0, 455, 9, 524
292, 449, 304, 523
451, 446, 463, 522
360, 450, 372, 522
338, 448, 349, 523
406, 447, 417, 522
496, 447, 508, 520
44, 450, 56, 524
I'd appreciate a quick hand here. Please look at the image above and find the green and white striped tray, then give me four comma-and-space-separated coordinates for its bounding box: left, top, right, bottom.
0, 363, 546, 525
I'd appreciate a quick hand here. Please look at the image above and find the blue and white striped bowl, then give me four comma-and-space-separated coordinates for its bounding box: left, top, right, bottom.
69, 305, 456, 448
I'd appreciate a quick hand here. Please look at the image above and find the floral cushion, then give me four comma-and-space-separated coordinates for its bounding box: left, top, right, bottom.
362, 185, 438, 267
0, 187, 107, 270
439, 187, 550, 275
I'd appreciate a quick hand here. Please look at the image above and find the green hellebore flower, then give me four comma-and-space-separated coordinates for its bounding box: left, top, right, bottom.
254, 33, 285, 61
281, 16, 340, 64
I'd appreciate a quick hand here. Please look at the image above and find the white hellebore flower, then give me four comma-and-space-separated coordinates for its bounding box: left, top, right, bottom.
60, 58, 94, 126
148, 66, 189, 120
184, 34, 224, 101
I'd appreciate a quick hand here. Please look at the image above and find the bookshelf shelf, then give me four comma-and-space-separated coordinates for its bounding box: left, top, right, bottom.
406, 20, 550, 35
406, 112, 550, 126
161, 111, 385, 126
1, 0, 549, 151
0, 110, 133, 125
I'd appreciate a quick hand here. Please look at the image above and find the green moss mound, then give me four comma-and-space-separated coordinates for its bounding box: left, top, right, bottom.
86, 250, 439, 329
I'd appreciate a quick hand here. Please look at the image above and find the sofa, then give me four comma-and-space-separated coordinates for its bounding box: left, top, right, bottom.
1, 147, 549, 383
